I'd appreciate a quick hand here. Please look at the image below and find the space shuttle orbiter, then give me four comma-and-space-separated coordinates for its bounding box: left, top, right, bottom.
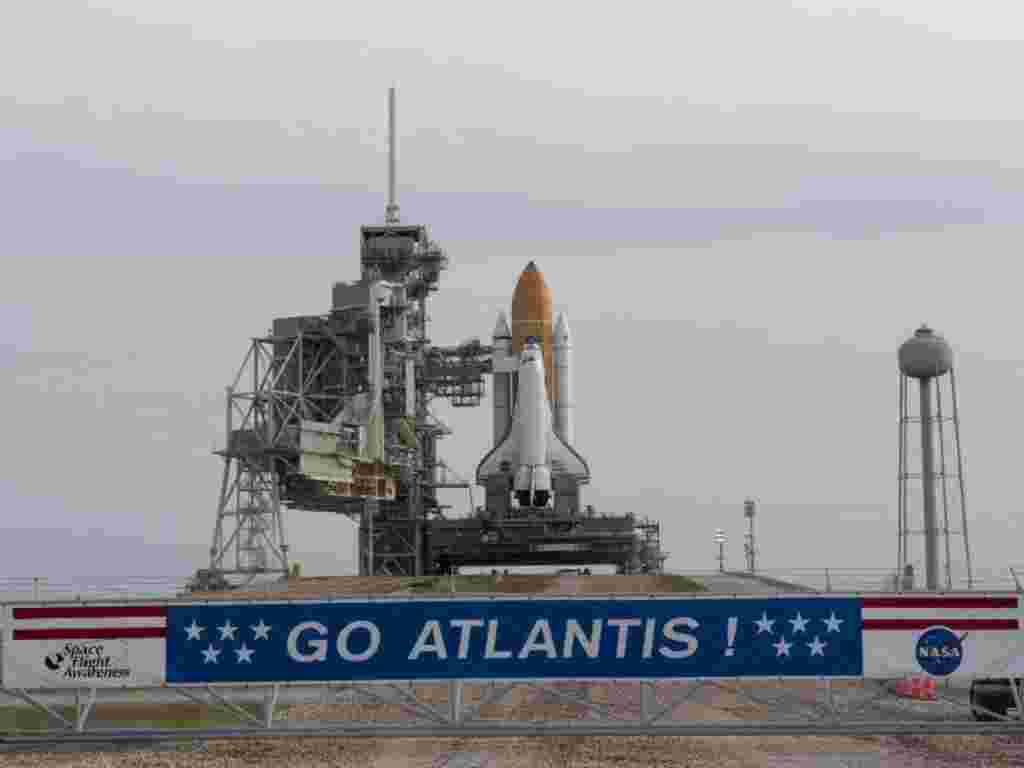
476, 262, 590, 514
476, 337, 589, 507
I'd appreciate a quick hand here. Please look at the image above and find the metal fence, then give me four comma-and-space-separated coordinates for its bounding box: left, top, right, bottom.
666, 567, 1023, 593
1, 567, 1022, 602
1, 571, 1023, 747
0, 575, 193, 603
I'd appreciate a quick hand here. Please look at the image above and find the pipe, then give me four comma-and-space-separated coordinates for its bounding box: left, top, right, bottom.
919, 377, 939, 591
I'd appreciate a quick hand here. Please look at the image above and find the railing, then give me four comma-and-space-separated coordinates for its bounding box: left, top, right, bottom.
665, 567, 1022, 593
0, 575, 193, 602
0, 566, 1020, 604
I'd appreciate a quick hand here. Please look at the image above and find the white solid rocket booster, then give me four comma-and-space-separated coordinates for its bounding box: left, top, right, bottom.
491, 311, 512, 446
553, 312, 573, 444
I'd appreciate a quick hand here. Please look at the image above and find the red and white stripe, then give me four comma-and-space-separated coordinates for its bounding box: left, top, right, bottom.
861, 595, 1019, 632
10, 605, 168, 641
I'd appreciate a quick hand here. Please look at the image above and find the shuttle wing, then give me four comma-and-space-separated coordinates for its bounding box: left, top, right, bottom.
548, 428, 590, 481
476, 421, 590, 483
475, 424, 521, 481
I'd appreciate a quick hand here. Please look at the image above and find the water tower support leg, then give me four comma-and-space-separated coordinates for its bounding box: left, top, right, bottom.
919, 377, 940, 591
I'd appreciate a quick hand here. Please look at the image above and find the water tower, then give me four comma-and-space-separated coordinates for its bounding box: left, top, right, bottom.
897, 325, 974, 591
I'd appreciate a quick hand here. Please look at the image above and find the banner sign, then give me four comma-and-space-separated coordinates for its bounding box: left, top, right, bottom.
861, 595, 1022, 680
164, 597, 864, 684
2, 594, 1020, 688
2, 604, 166, 689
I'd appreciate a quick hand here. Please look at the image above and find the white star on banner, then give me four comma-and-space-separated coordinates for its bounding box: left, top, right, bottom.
201, 645, 221, 664
754, 612, 775, 635
807, 636, 827, 656
773, 636, 793, 657
218, 620, 238, 641
251, 619, 271, 640
235, 643, 255, 663
823, 612, 844, 633
184, 620, 204, 641
788, 613, 809, 634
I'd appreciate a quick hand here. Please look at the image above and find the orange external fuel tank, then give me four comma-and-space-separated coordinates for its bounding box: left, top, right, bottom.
510, 261, 554, 404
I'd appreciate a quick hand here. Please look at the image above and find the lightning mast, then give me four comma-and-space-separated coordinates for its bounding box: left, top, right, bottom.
385, 86, 400, 225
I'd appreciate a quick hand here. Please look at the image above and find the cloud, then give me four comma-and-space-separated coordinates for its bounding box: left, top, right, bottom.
3, 1, 1024, 582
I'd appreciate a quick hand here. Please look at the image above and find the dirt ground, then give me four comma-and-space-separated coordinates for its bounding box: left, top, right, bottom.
5, 734, 1024, 768
188, 576, 408, 600
539, 574, 690, 595
189, 572, 697, 600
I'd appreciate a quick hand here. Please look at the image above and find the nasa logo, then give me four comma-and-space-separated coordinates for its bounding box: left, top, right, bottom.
915, 625, 964, 676
43, 652, 65, 672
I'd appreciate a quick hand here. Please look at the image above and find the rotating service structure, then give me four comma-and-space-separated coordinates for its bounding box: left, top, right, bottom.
203, 215, 488, 583
197, 90, 664, 586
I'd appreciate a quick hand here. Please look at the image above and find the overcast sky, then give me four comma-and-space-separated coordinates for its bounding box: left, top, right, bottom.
3, 1, 1023, 586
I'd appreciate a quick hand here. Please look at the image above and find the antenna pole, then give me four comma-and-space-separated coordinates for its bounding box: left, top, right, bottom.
386, 87, 400, 224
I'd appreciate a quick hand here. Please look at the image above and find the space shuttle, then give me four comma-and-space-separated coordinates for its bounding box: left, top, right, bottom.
476, 262, 590, 515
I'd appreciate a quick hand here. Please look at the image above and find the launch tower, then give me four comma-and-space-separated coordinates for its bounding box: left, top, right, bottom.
195, 90, 664, 587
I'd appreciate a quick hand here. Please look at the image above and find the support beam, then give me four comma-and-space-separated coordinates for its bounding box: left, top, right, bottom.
263, 684, 280, 729
1, 689, 74, 730
75, 688, 96, 733
448, 681, 463, 725
3, 720, 1024, 745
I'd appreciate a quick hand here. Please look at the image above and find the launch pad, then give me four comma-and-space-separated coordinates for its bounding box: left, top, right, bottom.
197, 90, 664, 587
430, 510, 664, 572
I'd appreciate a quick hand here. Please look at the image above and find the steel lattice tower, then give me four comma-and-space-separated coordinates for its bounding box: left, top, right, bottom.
198, 89, 489, 587
896, 325, 974, 592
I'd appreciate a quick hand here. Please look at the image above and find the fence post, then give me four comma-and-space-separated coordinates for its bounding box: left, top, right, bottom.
264, 684, 280, 728
449, 680, 464, 724
641, 681, 654, 720
1011, 567, 1023, 594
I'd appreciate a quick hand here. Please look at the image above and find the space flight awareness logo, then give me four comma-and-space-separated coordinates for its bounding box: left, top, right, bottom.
42, 641, 132, 681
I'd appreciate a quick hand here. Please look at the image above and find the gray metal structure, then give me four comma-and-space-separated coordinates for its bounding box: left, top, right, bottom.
743, 498, 757, 573
3, 681, 1024, 750
897, 325, 973, 592
201, 89, 665, 582
428, 510, 663, 572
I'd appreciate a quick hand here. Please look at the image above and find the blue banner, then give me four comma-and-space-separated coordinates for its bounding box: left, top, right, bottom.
165, 598, 863, 683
